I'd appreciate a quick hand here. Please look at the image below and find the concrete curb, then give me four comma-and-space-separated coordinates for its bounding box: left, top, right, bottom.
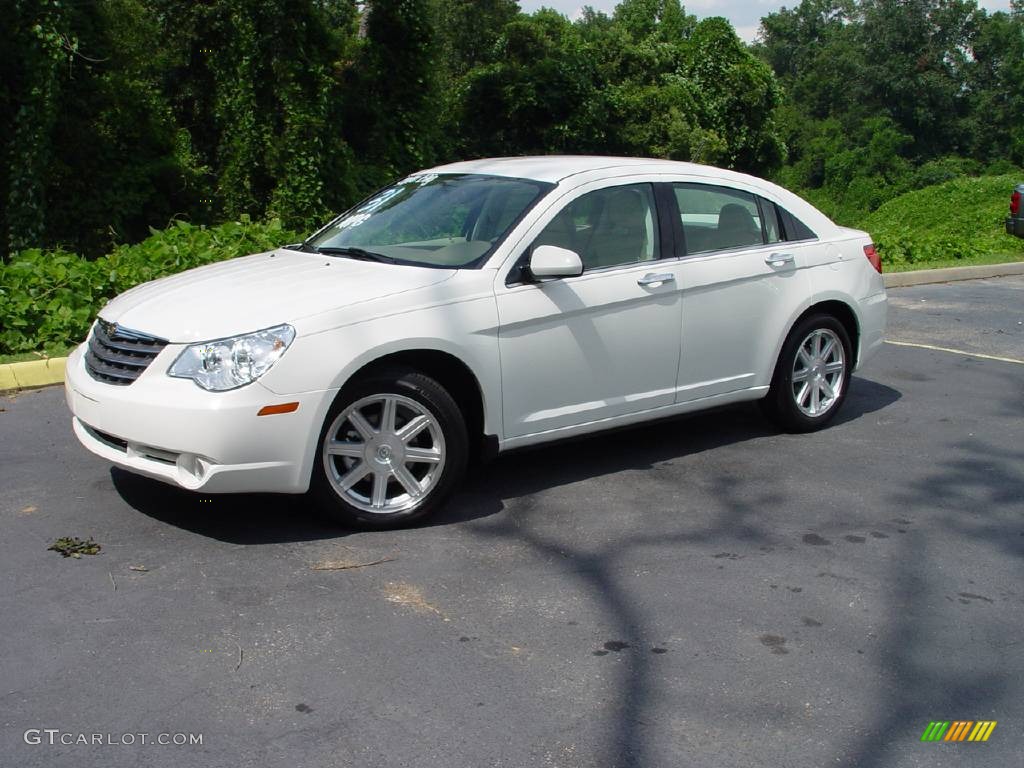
0, 260, 1022, 392
885, 261, 1024, 288
0, 357, 67, 393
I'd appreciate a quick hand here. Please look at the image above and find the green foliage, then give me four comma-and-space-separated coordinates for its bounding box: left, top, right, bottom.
966, 4, 1024, 166
0, 0, 356, 259
344, 0, 441, 187
614, 0, 694, 41
175, 0, 357, 231
458, 10, 604, 157
3, 0, 213, 259
3, 0, 1021, 275
0, 250, 103, 357
758, 0, 1024, 230
457, 7, 783, 175
911, 156, 982, 188
101, 218, 299, 294
48, 536, 102, 558
861, 174, 1024, 266
684, 18, 784, 172
4, 0, 72, 255
438, 0, 520, 78
0, 219, 299, 354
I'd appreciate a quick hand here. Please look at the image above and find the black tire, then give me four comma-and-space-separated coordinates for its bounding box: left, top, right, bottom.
761, 313, 853, 433
310, 367, 468, 529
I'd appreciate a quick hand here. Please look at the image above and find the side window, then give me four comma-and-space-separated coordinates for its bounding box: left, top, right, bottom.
533, 184, 659, 271
778, 207, 818, 241
760, 198, 783, 244
674, 183, 765, 254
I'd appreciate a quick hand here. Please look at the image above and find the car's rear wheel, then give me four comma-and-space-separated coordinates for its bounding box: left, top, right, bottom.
311, 368, 467, 528
761, 313, 853, 433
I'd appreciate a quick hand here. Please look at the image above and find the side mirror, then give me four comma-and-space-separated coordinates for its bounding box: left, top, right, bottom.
529, 245, 583, 280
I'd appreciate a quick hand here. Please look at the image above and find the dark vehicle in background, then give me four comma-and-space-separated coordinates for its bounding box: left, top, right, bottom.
1008, 183, 1024, 238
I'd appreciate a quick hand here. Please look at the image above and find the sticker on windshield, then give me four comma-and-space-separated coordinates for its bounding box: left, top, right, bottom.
334, 212, 371, 231
405, 173, 438, 187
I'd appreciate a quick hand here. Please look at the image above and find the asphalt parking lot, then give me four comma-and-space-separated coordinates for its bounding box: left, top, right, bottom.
2, 276, 1022, 768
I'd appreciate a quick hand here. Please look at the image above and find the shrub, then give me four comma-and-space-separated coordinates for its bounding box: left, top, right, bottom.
0, 250, 104, 355
861, 174, 1024, 266
911, 156, 982, 188
0, 218, 300, 354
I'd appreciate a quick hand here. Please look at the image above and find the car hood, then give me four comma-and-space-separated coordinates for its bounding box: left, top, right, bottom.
99, 249, 456, 343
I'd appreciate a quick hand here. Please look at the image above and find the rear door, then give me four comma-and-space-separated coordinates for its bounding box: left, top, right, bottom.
670, 182, 817, 401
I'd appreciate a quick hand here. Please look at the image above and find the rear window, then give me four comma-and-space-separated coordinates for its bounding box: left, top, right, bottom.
778, 206, 817, 241
673, 184, 764, 254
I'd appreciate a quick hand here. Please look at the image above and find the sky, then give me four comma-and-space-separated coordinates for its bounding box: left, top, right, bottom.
519, 0, 1014, 43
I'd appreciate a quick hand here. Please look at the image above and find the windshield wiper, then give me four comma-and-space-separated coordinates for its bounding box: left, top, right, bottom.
312, 246, 396, 263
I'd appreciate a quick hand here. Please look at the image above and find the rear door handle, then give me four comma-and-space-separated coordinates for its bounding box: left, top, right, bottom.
637, 272, 675, 287
766, 252, 795, 267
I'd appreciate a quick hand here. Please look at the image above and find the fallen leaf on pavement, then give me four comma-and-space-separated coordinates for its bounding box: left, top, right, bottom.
48, 536, 102, 558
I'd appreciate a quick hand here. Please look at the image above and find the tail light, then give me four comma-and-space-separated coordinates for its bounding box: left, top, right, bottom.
864, 243, 882, 273
1012, 190, 1021, 216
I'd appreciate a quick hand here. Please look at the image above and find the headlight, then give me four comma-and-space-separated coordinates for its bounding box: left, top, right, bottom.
168, 324, 295, 391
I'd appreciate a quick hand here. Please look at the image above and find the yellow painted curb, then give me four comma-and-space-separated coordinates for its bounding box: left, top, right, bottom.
0, 357, 67, 392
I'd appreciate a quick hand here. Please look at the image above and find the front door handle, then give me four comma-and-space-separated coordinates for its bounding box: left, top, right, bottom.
637, 272, 675, 287
766, 252, 795, 267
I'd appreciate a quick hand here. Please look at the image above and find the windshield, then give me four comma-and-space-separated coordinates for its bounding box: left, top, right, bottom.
303, 173, 553, 268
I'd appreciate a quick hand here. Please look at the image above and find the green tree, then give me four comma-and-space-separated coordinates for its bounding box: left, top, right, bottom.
966, 4, 1024, 165
438, 0, 520, 78
458, 10, 604, 156
684, 18, 784, 172
613, 0, 694, 41
151, 0, 358, 230
3, 0, 200, 258
344, 0, 442, 188
3, 0, 72, 257
858, 0, 979, 158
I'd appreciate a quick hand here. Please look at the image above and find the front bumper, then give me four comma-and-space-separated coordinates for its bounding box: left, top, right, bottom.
1007, 217, 1024, 238
65, 343, 333, 493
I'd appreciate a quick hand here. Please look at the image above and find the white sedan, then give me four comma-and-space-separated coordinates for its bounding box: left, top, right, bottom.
65, 156, 887, 527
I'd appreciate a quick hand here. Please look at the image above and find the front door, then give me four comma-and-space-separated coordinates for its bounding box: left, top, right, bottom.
496, 182, 683, 440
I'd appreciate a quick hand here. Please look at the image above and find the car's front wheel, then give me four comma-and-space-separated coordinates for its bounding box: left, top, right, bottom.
310, 368, 467, 528
761, 313, 853, 432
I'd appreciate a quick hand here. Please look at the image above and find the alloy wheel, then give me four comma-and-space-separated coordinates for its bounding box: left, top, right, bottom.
321, 394, 446, 514
791, 328, 846, 417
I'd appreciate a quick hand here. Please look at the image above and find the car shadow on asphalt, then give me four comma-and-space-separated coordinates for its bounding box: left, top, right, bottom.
109, 470, 341, 545
431, 375, 902, 526
112, 376, 901, 544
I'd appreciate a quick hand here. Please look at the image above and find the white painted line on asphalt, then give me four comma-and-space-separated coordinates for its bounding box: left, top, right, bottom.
885, 340, 1024, 366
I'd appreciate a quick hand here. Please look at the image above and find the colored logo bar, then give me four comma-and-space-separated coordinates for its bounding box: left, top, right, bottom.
921, 721, 997, 742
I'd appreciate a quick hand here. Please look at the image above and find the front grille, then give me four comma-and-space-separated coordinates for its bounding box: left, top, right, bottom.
85, 318, 168, 386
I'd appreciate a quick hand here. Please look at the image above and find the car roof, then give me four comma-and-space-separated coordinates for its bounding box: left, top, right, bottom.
423, 155, 754, 184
